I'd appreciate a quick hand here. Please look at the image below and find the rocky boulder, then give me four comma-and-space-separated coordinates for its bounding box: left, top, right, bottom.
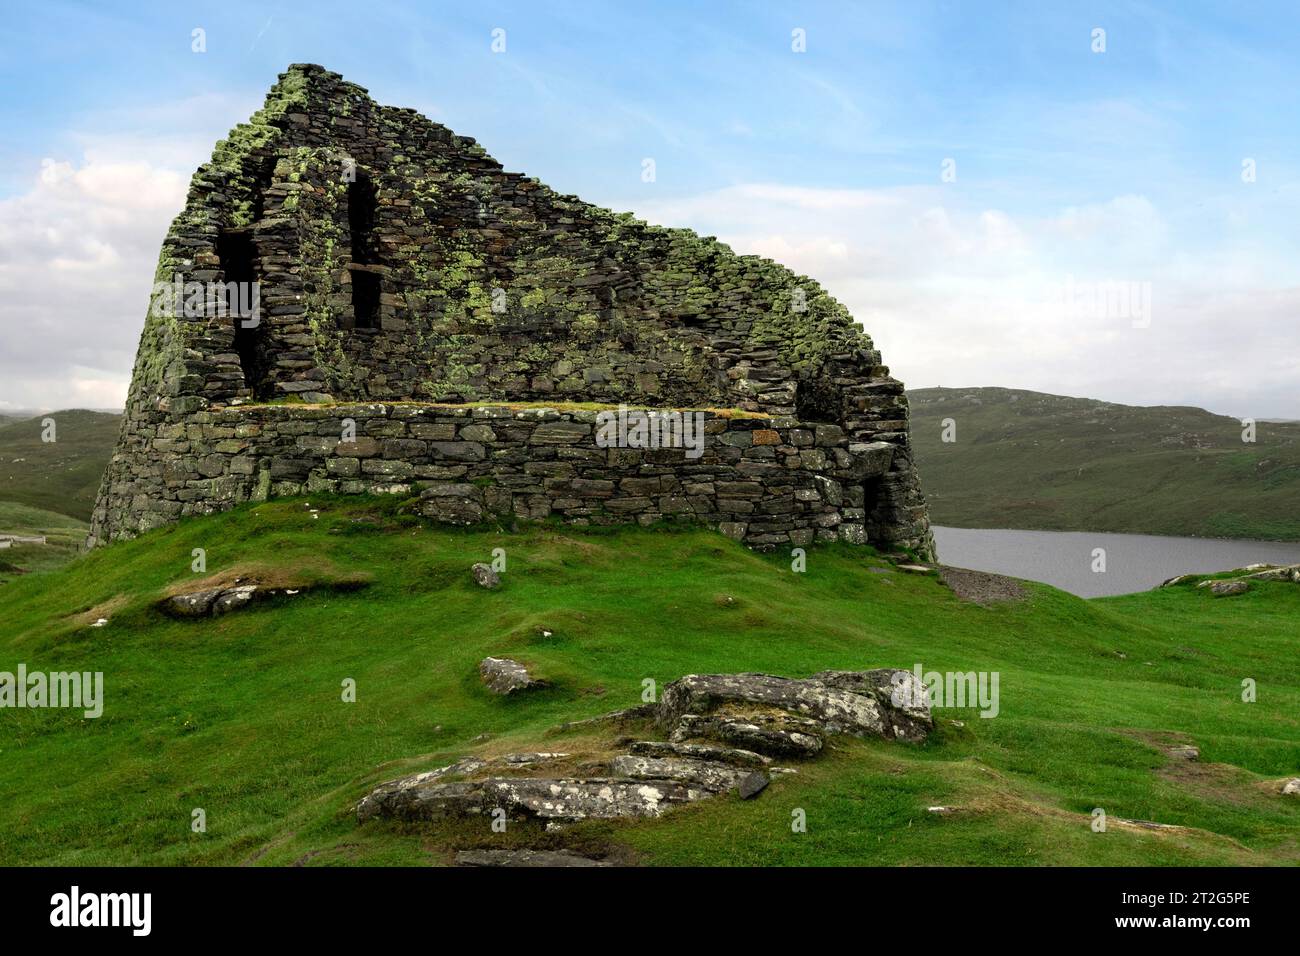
212, 584, 259, 615
656, 670, 932, 752
1241, 564, 1300, 582
357, 745, 770, 826
627, 739, 771, 768
162, 587, 226, 618
158, 576, 357, 620
608, 754, 769, 798
1207, 580, 1249, 597
356, 752, 572, 821
479, 657, 547, 695
358, 667, 929, 835
471, 563, 500, 589
811, 669, 933, 741
670, 710, 825, 757
359, 775, 707, 825
1168, 564, 1300, 593
162, 583, 269, 618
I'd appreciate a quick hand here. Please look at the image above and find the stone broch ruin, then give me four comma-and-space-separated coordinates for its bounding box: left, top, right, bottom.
89, 64, 933, 557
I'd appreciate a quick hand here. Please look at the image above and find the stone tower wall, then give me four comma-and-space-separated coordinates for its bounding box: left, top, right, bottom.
92, 403, 899, 551
90, 64, 932, 557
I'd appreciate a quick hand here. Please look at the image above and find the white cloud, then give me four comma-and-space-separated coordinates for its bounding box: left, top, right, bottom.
619, 183, 1300, 419
2, 148, 1295, 421
0, 152, 188, 410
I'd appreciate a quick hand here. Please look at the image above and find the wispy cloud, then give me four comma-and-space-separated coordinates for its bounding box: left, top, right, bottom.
619, 181, 1300, 419
0, 149, 187, 410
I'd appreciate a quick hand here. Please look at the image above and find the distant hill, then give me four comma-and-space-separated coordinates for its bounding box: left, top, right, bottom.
908, 387, 1300, 540
0, 409, 50, 423
0, 409, 122, 522
3, 393, 1298, 540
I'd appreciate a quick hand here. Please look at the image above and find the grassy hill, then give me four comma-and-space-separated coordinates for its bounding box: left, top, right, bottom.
0, 409, 121, 522
909, 387, 1300, 540
0, 502, 89, 585
0, 496, 1296, 866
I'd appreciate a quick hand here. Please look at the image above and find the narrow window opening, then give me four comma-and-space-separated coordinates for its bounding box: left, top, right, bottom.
347, 171, 381, 329
249, 156, 276, 222
350, 270, 381, 330
217, 228, 272, 400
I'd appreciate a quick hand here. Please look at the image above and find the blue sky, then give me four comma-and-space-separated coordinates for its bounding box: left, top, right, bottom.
2, 1, 1298, 416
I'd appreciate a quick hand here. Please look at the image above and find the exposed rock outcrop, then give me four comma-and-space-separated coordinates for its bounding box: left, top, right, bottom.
359, 774, 708, 825
658, 669, 933, 745
1241, 564, 1300, 582
212, 584, 259, 614
162, 583, 269, 618
163, 587, 227, 618
159, 575, 361, 619
1206, 580, 1248, 597
627, 739, 771, 768
608, 755, 769, 798
357, 668, 929, 833
1163, 563, 1300, 595
669, 712, 825, 757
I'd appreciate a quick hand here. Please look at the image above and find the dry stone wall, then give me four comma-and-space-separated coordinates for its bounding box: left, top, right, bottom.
92, 403, 899, 551
90, 63, 933, 556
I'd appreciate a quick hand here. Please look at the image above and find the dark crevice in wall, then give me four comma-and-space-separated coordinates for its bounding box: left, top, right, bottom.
217, 228, 273, 400
349, 270, 381, 331
248, 155, 277, 222
795, 377, 843, 423
863, 474, 887, 544
347, 171, 381, 330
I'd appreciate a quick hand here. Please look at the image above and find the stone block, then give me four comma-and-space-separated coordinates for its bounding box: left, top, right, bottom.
429, 441, 486, 461
530, 422, 590, 444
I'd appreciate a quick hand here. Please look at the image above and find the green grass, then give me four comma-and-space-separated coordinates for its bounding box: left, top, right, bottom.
0, 409, 121, 522
0, 496, 1296, 866
0, 501, 88, 585
909, 387, 1300, 540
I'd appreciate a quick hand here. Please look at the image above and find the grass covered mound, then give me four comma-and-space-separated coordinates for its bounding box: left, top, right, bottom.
0, 496, 1296, 866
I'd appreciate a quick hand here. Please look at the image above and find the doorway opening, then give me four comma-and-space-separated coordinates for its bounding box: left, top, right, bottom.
347, 171, 381, 329
216, 227, 272, 399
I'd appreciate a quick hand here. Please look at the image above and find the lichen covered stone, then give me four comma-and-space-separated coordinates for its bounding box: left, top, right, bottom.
89, 63, 932, 558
